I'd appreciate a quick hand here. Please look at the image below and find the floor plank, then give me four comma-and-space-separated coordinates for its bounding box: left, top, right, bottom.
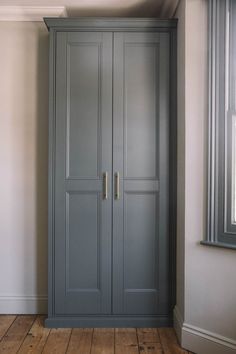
17, 316, 50, 354
42, 328, 71, 354
0, 315, 35, 354
91, 328, 114, 354
115, 328, 139, 354
158, 328, 188, 354
0, 315, 16, 341
66, 328, 93, 354
137, 329, 162, 354
138, 343, 163, 353
137, 328, 160, 344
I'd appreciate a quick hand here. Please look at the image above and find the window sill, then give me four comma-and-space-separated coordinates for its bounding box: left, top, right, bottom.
200, 240, 236, 251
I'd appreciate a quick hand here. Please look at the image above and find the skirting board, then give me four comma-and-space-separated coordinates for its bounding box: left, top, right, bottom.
174, 306, 236, 354
0, 295, 47, 314
46, 315, 172, 328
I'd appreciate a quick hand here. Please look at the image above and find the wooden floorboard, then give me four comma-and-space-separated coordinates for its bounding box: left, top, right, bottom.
42, 328, 71, 354
137, 328, 161, 345
0, 315, 35, 354
158, 328, 189, 354
137, 328, 162, 354
66, 328, 93, 354
0, 315, 16, 341
115, 328, 139, 354
18, 316, 50, 354
90, 328, 114, 354
0, 316, 193, 354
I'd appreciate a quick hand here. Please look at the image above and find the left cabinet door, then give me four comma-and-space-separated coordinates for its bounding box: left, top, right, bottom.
54, 32, 113, 315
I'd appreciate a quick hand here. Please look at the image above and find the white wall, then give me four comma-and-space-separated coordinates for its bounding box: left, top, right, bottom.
175, 1, 236, 353
175, 0, 186, 333
0, 22, 48, 313
0, 1, 179, 18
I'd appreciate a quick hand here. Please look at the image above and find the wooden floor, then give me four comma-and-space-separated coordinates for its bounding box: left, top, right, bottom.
0, 315, 193, 354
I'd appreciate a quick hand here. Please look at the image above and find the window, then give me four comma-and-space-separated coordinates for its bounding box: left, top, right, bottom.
203, 0, 236, 248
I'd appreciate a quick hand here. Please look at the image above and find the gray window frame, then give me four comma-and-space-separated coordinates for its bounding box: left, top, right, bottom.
202, 0, 236, 249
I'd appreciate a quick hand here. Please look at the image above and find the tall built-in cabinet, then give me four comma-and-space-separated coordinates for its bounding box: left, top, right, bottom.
44, 18, 177, 328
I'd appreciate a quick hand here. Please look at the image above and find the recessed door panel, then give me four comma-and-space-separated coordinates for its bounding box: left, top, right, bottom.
67, 44, 101, 179
124, 44, 158, 178
66, 192, 99, 290
124, 193, 158, 290
113, 32, 170, 315
54, 32, 113, 315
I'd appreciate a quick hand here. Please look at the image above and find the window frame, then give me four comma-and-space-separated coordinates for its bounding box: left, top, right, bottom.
202, 0, 236, 249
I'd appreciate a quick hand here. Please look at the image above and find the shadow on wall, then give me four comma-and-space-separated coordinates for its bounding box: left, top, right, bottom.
21, 23, 49, 312
18, 22, 49, 312
35, 23, 49, 312
66, 0, 179, 17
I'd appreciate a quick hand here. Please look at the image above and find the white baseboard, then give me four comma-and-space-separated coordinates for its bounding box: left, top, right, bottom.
174, 306, 236, 354
0, 295, 47, 314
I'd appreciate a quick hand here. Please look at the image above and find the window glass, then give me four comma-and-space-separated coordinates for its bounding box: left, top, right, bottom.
232, 114, 236, 224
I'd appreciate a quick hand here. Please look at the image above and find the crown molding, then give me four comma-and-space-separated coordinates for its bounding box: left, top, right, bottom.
0, 6, 67, 22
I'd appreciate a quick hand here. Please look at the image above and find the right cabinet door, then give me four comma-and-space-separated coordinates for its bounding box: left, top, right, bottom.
112, 32, 170, 315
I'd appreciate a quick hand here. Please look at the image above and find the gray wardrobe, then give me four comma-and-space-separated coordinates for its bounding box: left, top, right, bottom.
44, 18, 177, 328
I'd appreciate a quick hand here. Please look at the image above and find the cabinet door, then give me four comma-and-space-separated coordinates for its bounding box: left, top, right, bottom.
54, 32, 113, 315
113, 32, 170, 315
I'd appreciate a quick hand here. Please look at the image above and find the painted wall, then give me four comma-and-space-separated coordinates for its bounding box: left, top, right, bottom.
175, 1, 236, 353
0, 0, 179, 18
175, 0, 186, 330
0, 22, 48, 313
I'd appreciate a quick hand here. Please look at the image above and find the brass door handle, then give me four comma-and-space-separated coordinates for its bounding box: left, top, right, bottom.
115, 172, 120, 200
103, 172, 108, 199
